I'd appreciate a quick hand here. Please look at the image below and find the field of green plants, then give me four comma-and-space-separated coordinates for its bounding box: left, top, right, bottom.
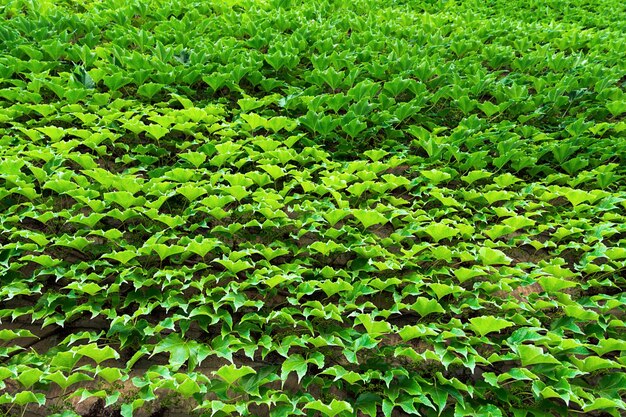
1, 0, 625, 416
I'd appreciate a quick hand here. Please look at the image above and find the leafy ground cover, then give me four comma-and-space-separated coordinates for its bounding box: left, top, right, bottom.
1, 0, 625, 416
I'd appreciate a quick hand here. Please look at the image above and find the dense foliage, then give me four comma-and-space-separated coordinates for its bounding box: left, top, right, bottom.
1, 0, 625, 416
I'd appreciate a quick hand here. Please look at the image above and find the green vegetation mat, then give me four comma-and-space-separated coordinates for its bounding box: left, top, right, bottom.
1, 0, 625, 416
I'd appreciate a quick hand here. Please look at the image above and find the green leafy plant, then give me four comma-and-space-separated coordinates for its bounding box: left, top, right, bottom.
1, 1, 625, 417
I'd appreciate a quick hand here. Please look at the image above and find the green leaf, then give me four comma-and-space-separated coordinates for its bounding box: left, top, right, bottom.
281, 354, 308, 383
606, 100, 626, 116
214, 364, 256, 386
0, 329, 37, 341
422, 169, 451, 184
583, 397, 623, 412
103, 250, 138, 265
563, 189, 590, 206
398, 325, 438, 341
484, 224, 514, 240
382, 399, 394, 417
238, 97, 264, 112
223, 185, 249, 201
260, 164, 286, 180
355, 393, 381, 417
563, 304, 599, 321
97, 367, 124, 384
364, 149, 388, 162
342, 118, 367, 138
571, 356, 620, 373
149, 244, 185, 261
323, 209, 350, 226
17, 368, 44, 388
77, 344, 120, 364
45, 371, 93, 390
104, 191, 145, 209
352, 209, 388, 229
461, 170, 492, 184
0, 158, 25, 175
105, 392, 121, 408
214, 258, 253, 274
152, 334, 211, 371
44, 179, 77, 194
321, 366, 363, 384
469, 316, 515, 337
426, 386, 449, 416
305, 399, 353, 417
13, 391, 45, 406
454, 266, 485, 283
517, 345, 560, 366
144, 123, 169, 140
357, 314, 391, 338
180, 151, 207, 167
164, 168, 195, 183
203, 400, 237, 416
430, 246, 453, 262
121, 399, 144, 417
50, 351, 81, 370
65, 282, 103, 296
478, 247, 511, 266
605, 247, 626, 260
429, 283, 462, 300
318, 279, 353, 297
37, 126, 66, 141
103, 73, 131, 91
185, 237, 219, 258
54, 235, 91, 252
175, 375, 201, 396
267, 116, 298, 132
423, 223, 459, 242
309, 240, 344, 256
177, 185, 207, 201
74, 388, 108, 404
137, 82, 164, 99
536, 276, 578, 293
483, 190, 513, 205
411, 297, 444, 317
502, 216, 535, 230
478, 101, 500, 116
591, 338, 626, 356
241, 113, 267, 130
